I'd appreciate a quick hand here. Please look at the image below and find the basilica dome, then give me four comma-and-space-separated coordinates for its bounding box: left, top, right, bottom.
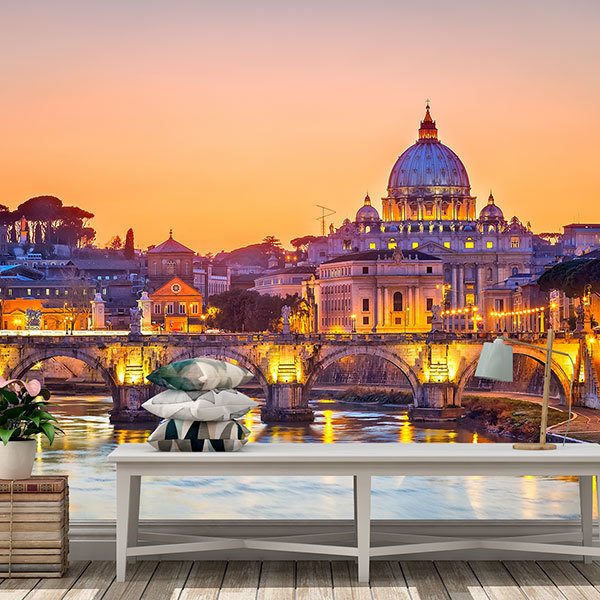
387, 105, 470, 196
479, 192, 504, 222
355, 194, 380, 223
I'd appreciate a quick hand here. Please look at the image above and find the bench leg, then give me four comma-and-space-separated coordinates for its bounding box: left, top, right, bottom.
354, 474, 371, 583
580, 475, 593, 564
128, 476, 141, 564
116, 470, 135, 582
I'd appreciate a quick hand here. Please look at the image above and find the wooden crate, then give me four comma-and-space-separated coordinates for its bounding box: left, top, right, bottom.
0, 476, 69, 578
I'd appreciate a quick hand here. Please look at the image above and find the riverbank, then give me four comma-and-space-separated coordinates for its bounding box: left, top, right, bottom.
313, 386, 413, 405
461, 395, 567, 442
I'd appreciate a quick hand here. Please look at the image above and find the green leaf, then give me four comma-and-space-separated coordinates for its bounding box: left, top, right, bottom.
0, 427, 17, 445
40, 422, 55, 445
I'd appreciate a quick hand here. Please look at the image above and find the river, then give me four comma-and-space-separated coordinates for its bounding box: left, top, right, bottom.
32, 394, 583, 521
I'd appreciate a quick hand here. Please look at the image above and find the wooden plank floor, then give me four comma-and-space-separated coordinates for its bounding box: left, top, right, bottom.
3, 560, 600, 599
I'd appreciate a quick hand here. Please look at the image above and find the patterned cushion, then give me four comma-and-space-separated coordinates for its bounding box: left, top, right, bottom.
147, 358, 254, 391
142, 389, 257, 421
147, 419, 250, 452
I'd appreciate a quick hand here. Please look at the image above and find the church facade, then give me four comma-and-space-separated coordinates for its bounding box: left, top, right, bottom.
306, 105, 543, 333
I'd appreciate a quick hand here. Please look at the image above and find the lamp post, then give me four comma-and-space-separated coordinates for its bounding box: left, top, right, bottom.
350, 314, 356, 333
475, 328, 575, 450
200, 314, 207, 333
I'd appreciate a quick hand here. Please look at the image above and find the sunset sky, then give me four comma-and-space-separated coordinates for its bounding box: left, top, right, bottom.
0, 1, 598, 254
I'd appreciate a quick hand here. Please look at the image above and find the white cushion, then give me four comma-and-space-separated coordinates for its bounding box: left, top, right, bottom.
143, 388, 257, 421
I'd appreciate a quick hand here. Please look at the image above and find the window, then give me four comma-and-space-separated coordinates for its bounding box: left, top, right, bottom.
412, 241, 419, 249
8, 289, 12, 296
178, 304, 186, 315
465, 293, 475, 305
443, 241, 451, 248
465, 238, 474, 249
45, 289, 50, 296
511, 267, 519, 276
486, 241, 494, 249
153, 304, 162, 314
166, 303, 174, 315
510, 237, 520, 248
171, 283, 181, 293
369, 242, 376, 250
26, 288, 31, 296
426, 266, 433, 274
395, 317, 402, 325
393, 292, 403, 312
487, 267, 493, 281
362, 267, 369, 274
190, 303, 199, 315
388, 238, 397, 249
362, 316, 369, 325
426, 297, 434, 311
495, 299, 505, 312
343, 240, 352, 250
362, 298, 370, 312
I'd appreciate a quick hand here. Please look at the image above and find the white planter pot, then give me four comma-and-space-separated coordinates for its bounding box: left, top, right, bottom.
0, 440, 36, 479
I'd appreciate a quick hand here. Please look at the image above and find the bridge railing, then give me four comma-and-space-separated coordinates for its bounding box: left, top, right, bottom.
0, 329, 578, 345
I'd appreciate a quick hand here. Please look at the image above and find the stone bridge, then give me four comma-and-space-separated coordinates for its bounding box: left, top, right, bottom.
0, 331, 596, 423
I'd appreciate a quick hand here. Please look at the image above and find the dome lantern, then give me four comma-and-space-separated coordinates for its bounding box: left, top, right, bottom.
418, 102, 438, 141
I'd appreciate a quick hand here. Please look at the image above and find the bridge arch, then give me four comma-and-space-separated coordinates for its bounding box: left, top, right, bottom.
455, 345, 573, 406
304, 346, 421, 404
167, 347, 270, 397
8, 348, 120, 401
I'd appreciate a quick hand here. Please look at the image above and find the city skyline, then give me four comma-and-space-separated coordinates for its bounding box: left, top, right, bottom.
1, 1, 599, 254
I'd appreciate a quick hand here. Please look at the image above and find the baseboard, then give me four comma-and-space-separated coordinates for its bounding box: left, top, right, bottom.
69, 519, 592, 561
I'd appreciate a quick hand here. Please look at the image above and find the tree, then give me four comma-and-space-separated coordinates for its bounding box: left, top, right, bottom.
290, 235, 319, 252
15, 196, 63, 244
208, 289, 284, 332
262, 235, 282, 248
538, 257, 600, 299
207, 290, 310, 333
124, 228, 135, 259
106, 235, 123, 250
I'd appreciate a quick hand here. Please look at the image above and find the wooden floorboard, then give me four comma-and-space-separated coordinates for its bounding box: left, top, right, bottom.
468, 561, 528, 600
538, 561, 600, 600
257, 561, 294, 600
434, 561, 490, 600
502, 561, 567, 600
401, 560, 451, 600
296, 560, 333, 600
217, 561, 261, 600
0, 560, 598, 599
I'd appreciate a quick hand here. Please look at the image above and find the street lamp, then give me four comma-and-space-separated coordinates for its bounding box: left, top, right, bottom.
350, 314, 356, 333
201, 314, 207, 333
475, 328, 574, 451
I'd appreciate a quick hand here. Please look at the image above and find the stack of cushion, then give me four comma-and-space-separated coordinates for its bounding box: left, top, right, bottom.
144, 358, 256, 452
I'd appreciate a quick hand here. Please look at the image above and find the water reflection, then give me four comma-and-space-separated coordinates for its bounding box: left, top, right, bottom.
33, 394, 583, 521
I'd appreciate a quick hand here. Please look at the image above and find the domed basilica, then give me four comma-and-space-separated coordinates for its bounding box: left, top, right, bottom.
307, 105, 542, 333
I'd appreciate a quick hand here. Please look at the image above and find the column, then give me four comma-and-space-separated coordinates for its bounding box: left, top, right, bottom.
414, 285, 421, 329
457, 265, 464, 308
476, 265, 484, 308
451, 266, 458, 309
376, 287, 384, 330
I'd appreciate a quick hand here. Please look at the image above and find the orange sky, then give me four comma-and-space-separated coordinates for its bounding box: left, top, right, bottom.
0, 1, 598, 254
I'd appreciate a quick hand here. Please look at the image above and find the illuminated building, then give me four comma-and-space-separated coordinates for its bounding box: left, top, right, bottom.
252, 266, 316, 298
148, 277, 203, 332
309, 249, 443, 333
147, 231, 195, 289
307, 105, 541, 330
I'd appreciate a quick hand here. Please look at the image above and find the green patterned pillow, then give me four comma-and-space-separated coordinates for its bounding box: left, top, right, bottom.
147, 418, 250, 452
147, 357, 254, 391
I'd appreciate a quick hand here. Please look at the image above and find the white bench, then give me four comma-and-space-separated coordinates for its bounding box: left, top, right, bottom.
108, 442, 600, 582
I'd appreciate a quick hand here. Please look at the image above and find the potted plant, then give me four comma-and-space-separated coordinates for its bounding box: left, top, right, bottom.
0, 377, 61, 479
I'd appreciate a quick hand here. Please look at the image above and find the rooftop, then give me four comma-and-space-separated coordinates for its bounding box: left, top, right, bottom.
322, 249, 441, 264
148, 231, 195, 255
